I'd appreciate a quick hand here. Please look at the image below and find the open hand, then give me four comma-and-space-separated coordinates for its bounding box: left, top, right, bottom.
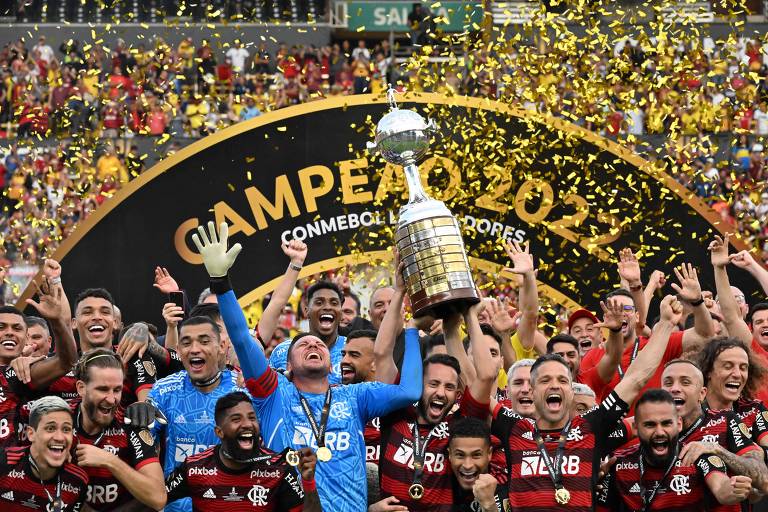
596, 299, 624, 332
153, 266, 179, 294
617, 248, 641, 287
25, 277, 63, 320
191, 221, 242, 278
670, 263, 702, 304
503, 240, 534, 275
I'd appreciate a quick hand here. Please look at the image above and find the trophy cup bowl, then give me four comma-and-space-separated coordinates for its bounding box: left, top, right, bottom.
368, 92, 480, 319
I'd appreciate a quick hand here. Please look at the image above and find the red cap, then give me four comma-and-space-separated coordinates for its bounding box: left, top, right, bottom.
567, 309, 599, 331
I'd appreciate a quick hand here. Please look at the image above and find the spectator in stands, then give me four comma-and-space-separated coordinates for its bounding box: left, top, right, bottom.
240, 96, 261, 121
226, 40, 250, 73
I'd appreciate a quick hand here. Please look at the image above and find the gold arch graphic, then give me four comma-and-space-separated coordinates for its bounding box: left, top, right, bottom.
18, 93, 751, 309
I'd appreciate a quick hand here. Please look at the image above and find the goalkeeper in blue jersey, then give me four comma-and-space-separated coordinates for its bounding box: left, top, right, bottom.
146, 314, 248, 512
191, 221, 423, 512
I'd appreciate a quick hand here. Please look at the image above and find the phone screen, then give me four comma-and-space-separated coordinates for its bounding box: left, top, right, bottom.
169, 291, 185, 310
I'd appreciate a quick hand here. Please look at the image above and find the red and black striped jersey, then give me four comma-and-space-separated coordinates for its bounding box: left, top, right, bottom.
596, 443, 730, 512
378, 389, 487, 511
476, 390, 631, 512
0, 445, 89, 511
689, 409, 764, 457
69, 399, 159, 511
729, 398, 768, 447
365, 417, 381, 464
165, 444, 304, 511
0, 365, 37, 447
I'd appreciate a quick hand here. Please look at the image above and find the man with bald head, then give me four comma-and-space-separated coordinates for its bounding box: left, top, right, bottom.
661, 359, 768, 495
368, 286, 396, 330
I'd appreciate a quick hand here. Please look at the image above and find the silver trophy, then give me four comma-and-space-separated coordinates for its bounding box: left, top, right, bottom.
368, 89, 480, 318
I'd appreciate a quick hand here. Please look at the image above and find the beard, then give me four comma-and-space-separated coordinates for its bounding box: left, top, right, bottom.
222, 436, 258, 462
83, 399, 114, 428
640, 433, 680, 467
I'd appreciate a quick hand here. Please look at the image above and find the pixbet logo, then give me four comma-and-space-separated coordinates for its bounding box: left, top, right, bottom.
189, 467, 217, 476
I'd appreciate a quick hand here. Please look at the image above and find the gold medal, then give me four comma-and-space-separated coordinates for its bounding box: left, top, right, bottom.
555, 488, 571, 505
316, 446, 332, 462
285, 450, 300, 466
408, 483, 425, 500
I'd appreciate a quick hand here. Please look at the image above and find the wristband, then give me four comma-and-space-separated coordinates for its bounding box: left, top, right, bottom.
289, 263, 302, 272
609, 326, 622, 333
50, 277, 62, 285
301, 478, 316, 492
209, 275, 233, 295
629, 283, 642, 291
688, 296, 705, 307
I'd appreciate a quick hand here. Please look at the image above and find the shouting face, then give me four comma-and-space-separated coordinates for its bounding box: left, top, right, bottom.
28, 411, 73, 472
287, 335, 332, 378
636, 400, 681, 467
78, 366, 123, 429
74, 296, 115, 350
0, 312, 26, 362
751, 308, 768, 350
340, 335, 375, 384
216, 400, 261, 461
307, 289, 342, 339
418, 363, 459, 425
661, 362, 705, 425
707, 347, 749, 407
178, 321, 224, 386
449, 436, 491, 490
507, 365, 534, 417
532, 361, 573, 427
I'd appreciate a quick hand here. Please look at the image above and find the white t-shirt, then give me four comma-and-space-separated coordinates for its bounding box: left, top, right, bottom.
626, 108, 644, 135
225, 47, 250, 71
34, 43, 54, 64
754, 109, 768, 136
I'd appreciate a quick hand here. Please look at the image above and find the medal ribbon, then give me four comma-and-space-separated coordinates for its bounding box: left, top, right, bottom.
411, 422, 441, 490
532, 421, 571, 496
678, 413, 704, 443
29, 453, 62, 512
298, 388, 332, 450
638, 442, 680, 512
616, 337, 640, 379
219, 445, 274, 464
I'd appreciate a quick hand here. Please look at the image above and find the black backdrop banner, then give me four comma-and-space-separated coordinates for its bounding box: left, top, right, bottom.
22, 93, 760, 325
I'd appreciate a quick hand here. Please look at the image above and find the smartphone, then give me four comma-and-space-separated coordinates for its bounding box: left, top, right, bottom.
168, 291, 185, 314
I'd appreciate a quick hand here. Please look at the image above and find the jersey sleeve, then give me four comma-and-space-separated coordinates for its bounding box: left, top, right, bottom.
125, 351, 157, 396
269, 341, 290, 372
125, 427, 160, 469
578, 365, 608, 398
490, 403, 522, 444
583, 391, 630, 454
275, 469, 305, 512
3, 366, 30, 393
725, 412, 763, 456
458, 386, 491, 420
152, 348, 185, 378
355, 328, 423, 421
594, 466, 618, 512
665, 331, 684, 360
750, 403, 768, 445
165, 462, 190, 503
695, 453, 728, 480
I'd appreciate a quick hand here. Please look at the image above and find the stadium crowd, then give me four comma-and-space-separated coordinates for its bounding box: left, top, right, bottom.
0, 220, 767, 511
3, 30, 768, 288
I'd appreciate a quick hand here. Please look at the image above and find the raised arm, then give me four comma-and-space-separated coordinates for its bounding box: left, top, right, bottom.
709, 235, 753, 344
730, 249, 768, 296
487, 298, 518, 370
613, 295, 682, 406
373, 251, 405, 384
192, 221, 271, 385
26, 277, 78, 388
670, 263, 715, 351
465, 300, 499, 403
257, 239, 307, 343
593, 300, 624, 383
443, 310, 473, 387
503, 240, 537, 351
618, 248, 647, 332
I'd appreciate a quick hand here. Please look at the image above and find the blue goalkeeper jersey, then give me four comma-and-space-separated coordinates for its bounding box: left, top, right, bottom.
216, 286, 422, 512
269, 334, 346, 385
148, 369, 246, 512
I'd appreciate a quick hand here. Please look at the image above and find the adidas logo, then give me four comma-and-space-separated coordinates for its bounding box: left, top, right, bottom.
522, 431, 533, 440
629, 483, 640, 494
1, 491, 13, 501
203, 489, 216, 499
175, 415, 186, 424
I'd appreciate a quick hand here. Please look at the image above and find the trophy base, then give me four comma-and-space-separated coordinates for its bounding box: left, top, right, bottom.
411, 287, 481, 319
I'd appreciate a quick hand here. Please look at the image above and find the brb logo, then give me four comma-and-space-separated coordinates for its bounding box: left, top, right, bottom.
392, 443, 445, 473
292, 425, 351, 452
520, 456, 581, 477
87, 484, 119, 504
